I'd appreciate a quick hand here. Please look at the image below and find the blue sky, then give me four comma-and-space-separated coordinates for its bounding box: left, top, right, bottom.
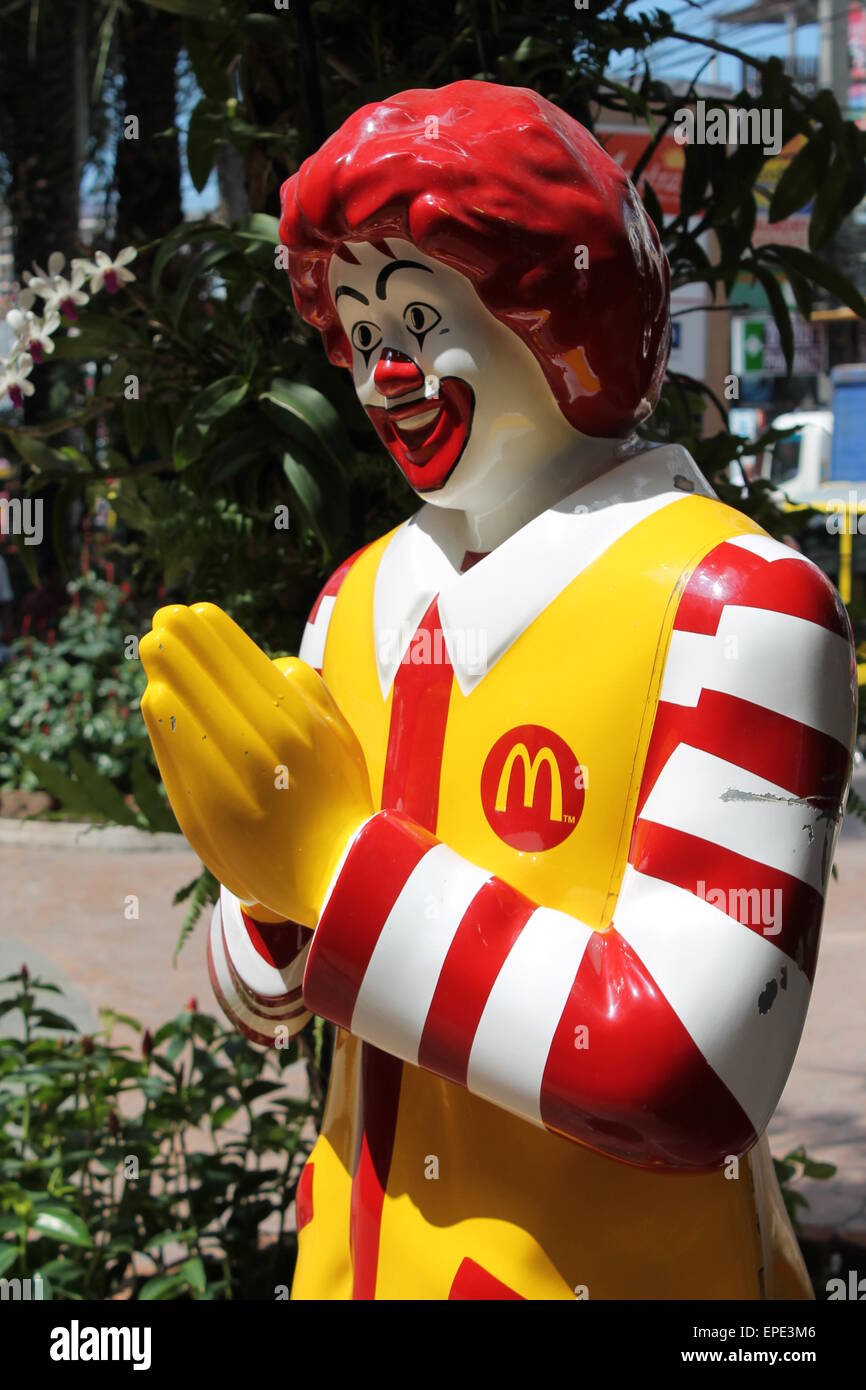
607, 0, 819, 89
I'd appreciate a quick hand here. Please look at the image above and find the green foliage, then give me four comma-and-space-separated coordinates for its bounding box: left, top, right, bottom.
1, 214, 412, 657
773, 1146, 838, 1232
0, 967, 326, 1300
0, 572, 150, 794
172, 868, 220, 964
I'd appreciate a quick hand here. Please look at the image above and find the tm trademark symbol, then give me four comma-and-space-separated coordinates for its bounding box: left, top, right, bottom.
564, 814, 576, 824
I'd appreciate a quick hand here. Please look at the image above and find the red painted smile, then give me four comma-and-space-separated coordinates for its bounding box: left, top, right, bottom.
366, 378, 475, 491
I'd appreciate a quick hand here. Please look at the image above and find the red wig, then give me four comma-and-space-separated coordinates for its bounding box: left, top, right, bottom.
279, 81, 670, 438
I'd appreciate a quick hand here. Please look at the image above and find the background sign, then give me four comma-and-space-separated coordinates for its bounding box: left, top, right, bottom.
732, 315, 825, 377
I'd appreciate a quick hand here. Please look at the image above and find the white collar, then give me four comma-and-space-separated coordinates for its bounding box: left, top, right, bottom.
372, 443, 714, 698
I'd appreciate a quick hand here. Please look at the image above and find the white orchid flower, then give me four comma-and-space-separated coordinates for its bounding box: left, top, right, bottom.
5, 307, 60, 365
0, 353, 35, 409
27, 265, 90, 321
22, 252, 67, 287
74, 247, 137, 295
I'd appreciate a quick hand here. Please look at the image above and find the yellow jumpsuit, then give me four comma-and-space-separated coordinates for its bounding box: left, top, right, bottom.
276, 450, 854, 1299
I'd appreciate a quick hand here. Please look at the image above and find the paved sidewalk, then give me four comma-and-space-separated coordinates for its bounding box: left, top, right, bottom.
1, 791, 865, 1235
767, 777, 866, 1235
0, 835, 209, 1035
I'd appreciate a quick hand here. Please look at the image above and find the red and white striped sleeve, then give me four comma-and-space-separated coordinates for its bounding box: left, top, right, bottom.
207, 887, 312, 1046
302, 534, 857, 1170
208, 548, 365, 1045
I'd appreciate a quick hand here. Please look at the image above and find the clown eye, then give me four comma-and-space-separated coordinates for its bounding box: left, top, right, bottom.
403, 302, 441, 347
350, 321, 382, 362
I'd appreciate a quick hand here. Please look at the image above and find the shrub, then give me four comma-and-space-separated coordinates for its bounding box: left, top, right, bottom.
0, 967, 327, 1300
0, 571, 148, 792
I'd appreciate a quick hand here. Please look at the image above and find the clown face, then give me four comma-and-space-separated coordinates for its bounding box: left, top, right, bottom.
328, 239, 582, 513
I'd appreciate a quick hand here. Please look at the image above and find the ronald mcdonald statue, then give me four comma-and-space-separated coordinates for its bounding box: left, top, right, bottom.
140, 82, 856, 1300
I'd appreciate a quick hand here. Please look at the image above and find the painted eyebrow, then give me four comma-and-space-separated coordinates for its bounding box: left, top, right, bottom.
375, 259, 433, 301
334, 285, 369, 305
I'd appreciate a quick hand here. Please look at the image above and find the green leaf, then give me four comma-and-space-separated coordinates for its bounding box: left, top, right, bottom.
174, 376, 249, 469
145, 1228, 197, 1253
281, 449, 324, 536
30, 1009, 79, 1031
187, 98, 222, 193
32, 1206, 93, 1248
802, 1158, 837, 1180
751, 264, 794, 375
238, 214, 281, 245
130, 757, 178, 833
809, 150, 855, 250
13, 437, 80, 476
812, 88, 846, 142
782, 266, 814, 322
179, 1255, 206, 1295
193, 376, 249, 429
640, 178, 664, 234
762, 243, 866, 318
769, 130, 829, 224
0, 1244, 18, 1276
137, 0, 213, 14
680, 142, 710, 220
123, 398, 147, 459
138, 1272, 189, 1300
149, 221, 220, 293
17, 753, 93, 817
67, 750, 140, 827
170, 242, 233, 330
260, 378, 352, 474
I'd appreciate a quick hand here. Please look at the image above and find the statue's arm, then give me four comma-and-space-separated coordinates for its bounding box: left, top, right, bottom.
302, 535, 856, 1170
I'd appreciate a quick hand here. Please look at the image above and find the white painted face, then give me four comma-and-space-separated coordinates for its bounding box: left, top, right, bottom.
327, 239, 579, 512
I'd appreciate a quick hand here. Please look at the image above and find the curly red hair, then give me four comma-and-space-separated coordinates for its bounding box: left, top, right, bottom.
279, 80, 670, 438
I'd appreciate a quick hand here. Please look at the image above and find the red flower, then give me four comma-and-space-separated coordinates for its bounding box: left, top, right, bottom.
142, 1029, 154, 1057
186, 996, 198, 1013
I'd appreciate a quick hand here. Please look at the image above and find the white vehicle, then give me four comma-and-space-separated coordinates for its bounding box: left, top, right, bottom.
758, 410, 835, 505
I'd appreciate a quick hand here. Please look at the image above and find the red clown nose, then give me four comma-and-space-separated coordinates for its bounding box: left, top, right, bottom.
373, 349, 424, 399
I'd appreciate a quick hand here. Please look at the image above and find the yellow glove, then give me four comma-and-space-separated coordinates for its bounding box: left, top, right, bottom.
139, 603, 373, 927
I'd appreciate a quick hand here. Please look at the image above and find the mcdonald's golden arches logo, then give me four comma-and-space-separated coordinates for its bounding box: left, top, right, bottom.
480, 724, 585, 851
